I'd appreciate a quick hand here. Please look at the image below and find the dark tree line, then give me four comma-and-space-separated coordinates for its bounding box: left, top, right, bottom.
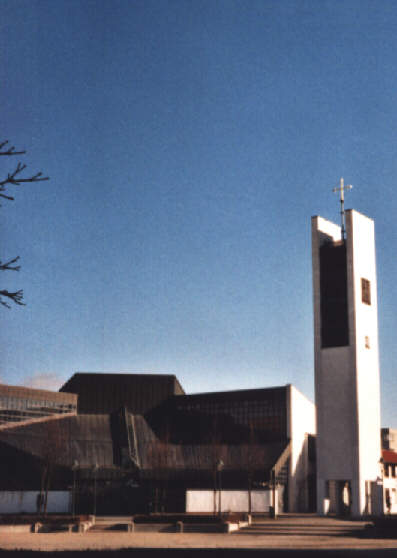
1, 140, 49, 308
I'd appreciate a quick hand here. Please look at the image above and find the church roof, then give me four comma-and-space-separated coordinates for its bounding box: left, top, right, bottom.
0, 413, 115, 470
0, 410, 290, 478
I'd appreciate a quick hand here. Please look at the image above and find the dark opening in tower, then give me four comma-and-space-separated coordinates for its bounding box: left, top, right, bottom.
319, 241, 349, 348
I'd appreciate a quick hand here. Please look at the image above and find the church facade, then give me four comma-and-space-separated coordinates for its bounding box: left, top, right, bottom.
0, 375, 315, 514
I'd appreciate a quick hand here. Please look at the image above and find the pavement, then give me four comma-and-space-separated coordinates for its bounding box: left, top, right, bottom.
0, 514, 396, 553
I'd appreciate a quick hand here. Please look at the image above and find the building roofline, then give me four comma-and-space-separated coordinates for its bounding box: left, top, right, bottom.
73, 371, 180, 378
0, 382, 76, 402
345, 208, 374, 221
286, 383, 315, 406
173, 376, 185, 395
60, 371, 183, 391
183, 383, 290, 399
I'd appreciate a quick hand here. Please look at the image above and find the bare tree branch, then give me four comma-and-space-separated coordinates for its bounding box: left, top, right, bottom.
0, 289, 25, 308
0, 140, 26, 156
0, 161, 49, 202
0, 256, 21, 272
1, 139, 48, 308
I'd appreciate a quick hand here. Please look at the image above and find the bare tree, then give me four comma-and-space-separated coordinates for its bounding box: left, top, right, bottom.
246, 422, 255, 514
209, 418, 226, 515
148, 437, 166, 513
1, 140, 49, 308
209, 420, 220, 514
38, 420, 66, 515
159, 424, 171, 512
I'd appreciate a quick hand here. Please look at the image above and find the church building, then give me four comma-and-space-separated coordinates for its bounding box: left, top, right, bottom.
0, 191, 393, 517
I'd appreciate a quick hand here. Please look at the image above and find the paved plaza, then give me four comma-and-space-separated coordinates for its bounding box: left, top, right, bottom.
0, 515, 396, 553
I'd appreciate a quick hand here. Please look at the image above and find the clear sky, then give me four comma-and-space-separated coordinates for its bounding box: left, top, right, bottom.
1, 0, 397, 426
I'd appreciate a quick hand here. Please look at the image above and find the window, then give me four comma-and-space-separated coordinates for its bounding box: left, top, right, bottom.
361, 278, 371, 305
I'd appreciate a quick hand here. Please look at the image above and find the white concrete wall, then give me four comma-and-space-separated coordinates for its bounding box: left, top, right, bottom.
312, 211, 382, 517
346, 210, 382, 514
186, 490, 272, 513
383, 476, 397, 514
316, 347, 356, 480
312, 216, 351, 515
0, 491, 71, 514
287, 385, 315, 512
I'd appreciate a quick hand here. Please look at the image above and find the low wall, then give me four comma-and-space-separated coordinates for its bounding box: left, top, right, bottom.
0, 491, 70, 514
186, 489, 272, 513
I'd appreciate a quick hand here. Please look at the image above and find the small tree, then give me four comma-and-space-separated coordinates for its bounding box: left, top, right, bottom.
209, 418, 226, 515
148, 437, 165, 513
246, 421, 257, 514
209, 419, 220, 514
38, 420, 66, 515
1, 140, 49, 307
159, 424, 171, 512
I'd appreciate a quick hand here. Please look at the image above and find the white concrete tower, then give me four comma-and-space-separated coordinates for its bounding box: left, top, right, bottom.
312, 205, 382, 517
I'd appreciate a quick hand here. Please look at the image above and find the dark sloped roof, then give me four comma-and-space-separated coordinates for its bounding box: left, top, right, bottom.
0, 414, 116, 470
0, 410, 290, 479
131, 414, 288, 472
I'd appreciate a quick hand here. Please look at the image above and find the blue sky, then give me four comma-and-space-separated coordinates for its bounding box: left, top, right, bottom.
1, 0, 397, 426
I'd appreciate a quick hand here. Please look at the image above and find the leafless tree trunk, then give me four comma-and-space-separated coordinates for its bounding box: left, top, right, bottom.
148, 434, 169, 513
247, 421, 256, 514
210, 419, 220, 515
39, 420, 66, 516
160, 424, 170, 512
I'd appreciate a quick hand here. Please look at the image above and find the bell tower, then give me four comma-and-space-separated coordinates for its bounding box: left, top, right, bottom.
312, 186, 382, 516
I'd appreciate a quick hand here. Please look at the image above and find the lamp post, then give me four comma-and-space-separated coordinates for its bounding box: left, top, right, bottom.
217, 459, 224, 516
270, 468, 277, 519
72, 460, 79, 517
92, 463, 99, 516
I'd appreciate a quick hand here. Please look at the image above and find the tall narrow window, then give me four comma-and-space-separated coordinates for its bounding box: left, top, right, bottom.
361, 278, 371, 305
320, 243, 349, 347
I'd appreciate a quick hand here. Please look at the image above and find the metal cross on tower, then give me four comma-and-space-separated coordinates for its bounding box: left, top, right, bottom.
333, 177, 352, 239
